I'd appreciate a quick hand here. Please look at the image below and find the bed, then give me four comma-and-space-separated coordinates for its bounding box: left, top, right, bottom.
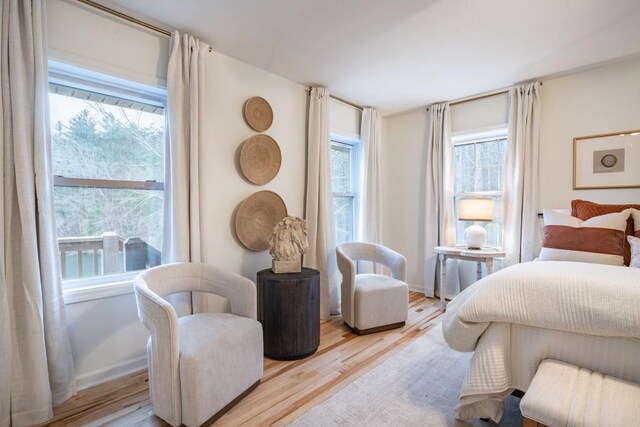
441, 260, 640, 423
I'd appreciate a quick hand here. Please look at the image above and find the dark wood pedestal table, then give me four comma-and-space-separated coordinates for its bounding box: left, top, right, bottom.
257, 268, 320, 360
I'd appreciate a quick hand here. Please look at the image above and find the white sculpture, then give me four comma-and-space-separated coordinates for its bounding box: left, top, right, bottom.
269, 216, 308, 273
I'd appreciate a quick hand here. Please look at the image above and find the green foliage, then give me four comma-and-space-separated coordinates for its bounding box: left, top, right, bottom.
52, 97, 164, 250
331, 144, 355, 244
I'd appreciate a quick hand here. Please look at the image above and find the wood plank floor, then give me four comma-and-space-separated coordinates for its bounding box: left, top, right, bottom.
41, 292, 443, 427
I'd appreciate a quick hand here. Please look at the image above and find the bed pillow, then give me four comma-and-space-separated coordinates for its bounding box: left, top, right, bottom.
571, 199, 640, 265
632, 209, 640, 236
540, 209, 631, 265
629, 236, 640, 268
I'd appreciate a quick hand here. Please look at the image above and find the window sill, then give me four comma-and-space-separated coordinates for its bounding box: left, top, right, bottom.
63, 279, 135, 305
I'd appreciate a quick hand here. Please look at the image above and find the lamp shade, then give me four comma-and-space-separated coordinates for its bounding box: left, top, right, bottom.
458, 198, 494, 222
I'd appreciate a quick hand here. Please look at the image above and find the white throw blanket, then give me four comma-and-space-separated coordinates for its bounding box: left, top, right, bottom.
442, 261, 640, 421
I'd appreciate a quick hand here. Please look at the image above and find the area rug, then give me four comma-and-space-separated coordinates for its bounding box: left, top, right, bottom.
288, 323, 522, 426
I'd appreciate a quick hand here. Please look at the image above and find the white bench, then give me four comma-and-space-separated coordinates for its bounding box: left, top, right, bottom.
520, 359, 640, 427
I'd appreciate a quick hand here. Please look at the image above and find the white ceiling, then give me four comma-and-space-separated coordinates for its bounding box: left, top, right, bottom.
105, 0, 640, 115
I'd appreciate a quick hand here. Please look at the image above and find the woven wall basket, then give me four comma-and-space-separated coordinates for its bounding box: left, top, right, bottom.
240, 134, 282, 185
243, 96, 273, 132
235, 191, 287, 251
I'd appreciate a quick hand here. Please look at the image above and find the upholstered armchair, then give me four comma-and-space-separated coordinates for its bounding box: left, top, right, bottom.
336, 242, 409, 335
134, 263, 263, 427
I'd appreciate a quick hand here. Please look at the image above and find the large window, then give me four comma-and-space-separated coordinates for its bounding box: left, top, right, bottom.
49, 66, 166, 288
453, 130, 507, 248
331, 140, 358, 245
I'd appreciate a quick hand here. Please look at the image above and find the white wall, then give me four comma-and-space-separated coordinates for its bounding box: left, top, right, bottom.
200, 54, 308, 280
383, 56, 640, 294
540, 57, 640, 208
382, 109, 428, 291
48, 0, 307, 389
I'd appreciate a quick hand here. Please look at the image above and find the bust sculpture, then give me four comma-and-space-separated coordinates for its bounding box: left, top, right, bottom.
269, 216, 308, 273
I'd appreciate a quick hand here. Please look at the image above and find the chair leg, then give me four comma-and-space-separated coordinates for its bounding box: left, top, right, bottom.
352, 321, 406, 335
200, 380, 260, 426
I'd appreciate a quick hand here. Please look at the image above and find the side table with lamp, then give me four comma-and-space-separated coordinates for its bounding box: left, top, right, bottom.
434, 198, 505, 307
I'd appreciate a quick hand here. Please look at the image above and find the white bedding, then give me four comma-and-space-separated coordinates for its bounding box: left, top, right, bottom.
442, 261, 640, 422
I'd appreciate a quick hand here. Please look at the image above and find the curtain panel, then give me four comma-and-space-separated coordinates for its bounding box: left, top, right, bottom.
0, 0, 76, 425
424, 103, 456, 297
304, 87, 340, 319
359, 107, 383, 245
359, 107, 384, 274
503, 82, 541, 266
163, 32, 210, 315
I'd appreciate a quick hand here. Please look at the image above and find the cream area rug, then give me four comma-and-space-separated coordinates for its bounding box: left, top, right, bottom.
288, 324, 522, 426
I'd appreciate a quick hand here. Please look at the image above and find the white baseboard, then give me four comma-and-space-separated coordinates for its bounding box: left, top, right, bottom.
76, 355, 148, 391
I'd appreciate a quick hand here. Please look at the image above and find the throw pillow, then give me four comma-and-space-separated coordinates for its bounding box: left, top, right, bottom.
540, 209, 631, 266
632, 209, 640, 237
571, 199, 640, 265
628, 235, 640, 268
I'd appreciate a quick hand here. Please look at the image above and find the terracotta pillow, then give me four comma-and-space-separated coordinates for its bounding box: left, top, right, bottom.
540, 209, 629, 266
571, 200, 639, 265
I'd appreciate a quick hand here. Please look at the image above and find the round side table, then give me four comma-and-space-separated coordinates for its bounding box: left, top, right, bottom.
257, 268, 320, 360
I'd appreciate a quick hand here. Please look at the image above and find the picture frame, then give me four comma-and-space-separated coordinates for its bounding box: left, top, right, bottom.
573, 129, 640, 190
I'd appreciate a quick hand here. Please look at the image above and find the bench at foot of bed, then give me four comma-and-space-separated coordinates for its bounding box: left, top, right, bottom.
520, 359, 640, 427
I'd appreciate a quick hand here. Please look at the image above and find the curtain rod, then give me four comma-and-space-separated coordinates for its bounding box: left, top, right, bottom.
330, 94, 364, 111
306, 87, 364, 111
426, 82, 543, 111
450, 90, 508, 106
76, 0, 214, 52
77, 0, 172, 37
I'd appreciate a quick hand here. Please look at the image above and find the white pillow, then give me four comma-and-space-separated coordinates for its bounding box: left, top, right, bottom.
631, 209, 640, 233
539, 209, 631, 266
629, 235, 640, 268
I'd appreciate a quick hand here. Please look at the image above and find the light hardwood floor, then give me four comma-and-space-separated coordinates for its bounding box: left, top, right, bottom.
41, 292, 443, 427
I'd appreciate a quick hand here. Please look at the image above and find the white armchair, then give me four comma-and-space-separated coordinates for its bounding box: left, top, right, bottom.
134, 263, 263, 427
336, 242, 408, 335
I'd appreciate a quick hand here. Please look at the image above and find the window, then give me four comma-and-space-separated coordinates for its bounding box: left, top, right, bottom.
331, 140, 359, 245
49, 64, 166, 288
453, 129, 508, 248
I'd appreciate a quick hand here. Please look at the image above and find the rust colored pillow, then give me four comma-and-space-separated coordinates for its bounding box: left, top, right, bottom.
571, 200, 639, 265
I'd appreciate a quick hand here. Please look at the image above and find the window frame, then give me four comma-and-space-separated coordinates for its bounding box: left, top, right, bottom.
452, 127, 508, 248
48, 60, 167, 301
330, 135, 360, 245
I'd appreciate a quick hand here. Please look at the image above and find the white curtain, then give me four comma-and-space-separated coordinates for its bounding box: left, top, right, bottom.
359, 107, 383, 273
424, 103, 456, 297
0, 0, 76, 425
164, 32, 209, 315
503, 82, 541, 266
304, 87, 340, 319
359, 107, 383, 244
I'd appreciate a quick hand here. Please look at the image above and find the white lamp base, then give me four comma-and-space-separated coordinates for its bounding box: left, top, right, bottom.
463, 224, 487, 249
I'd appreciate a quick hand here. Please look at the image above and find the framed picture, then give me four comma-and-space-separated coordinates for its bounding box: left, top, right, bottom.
573, 130, 640, 190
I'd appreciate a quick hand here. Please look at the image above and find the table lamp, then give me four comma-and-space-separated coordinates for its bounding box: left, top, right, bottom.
458, 198, 494, 249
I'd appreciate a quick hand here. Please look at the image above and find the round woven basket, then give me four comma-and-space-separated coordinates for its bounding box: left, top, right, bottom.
243, 96, 273, 132
235, 191, 287, 251
240, 134, 281, 185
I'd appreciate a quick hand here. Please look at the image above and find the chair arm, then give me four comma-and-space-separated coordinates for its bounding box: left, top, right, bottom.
199, 265, 257, 320
375, 245, 407, 282
134, 278, 182, 425
336, 246, 357, 326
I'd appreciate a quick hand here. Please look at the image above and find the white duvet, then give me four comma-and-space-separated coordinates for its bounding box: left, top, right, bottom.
442, 261, 640, 421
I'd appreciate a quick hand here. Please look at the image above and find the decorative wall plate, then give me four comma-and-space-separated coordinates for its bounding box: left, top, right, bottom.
243, 96, 273, 132
240, 134, 282, 185
235, 191, 287, 251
